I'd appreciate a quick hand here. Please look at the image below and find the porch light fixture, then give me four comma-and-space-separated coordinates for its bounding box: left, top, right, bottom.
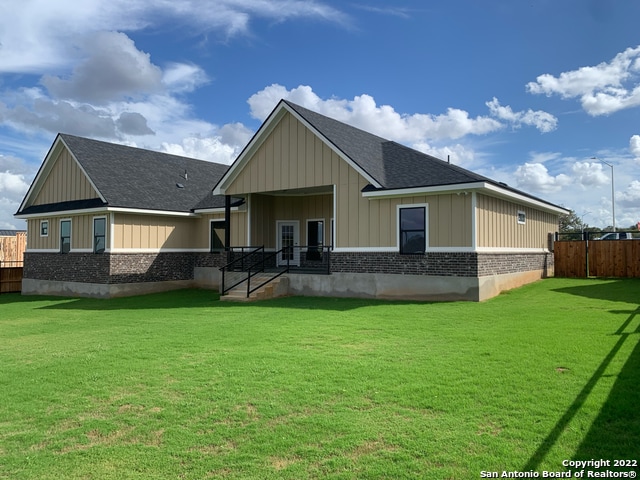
592, 157, 615, 232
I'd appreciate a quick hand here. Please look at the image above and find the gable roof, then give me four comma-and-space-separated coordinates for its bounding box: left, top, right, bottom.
17, 134, 232, 216
214, 100, 567, 214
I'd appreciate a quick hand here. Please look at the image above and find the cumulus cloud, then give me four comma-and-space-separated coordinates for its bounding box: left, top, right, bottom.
41, 32, 163, 104
0, 0, 348, 74
570, 161, 610, 187
249, 85, 554, 147
630, 135, 640, 160
514, 163, 571, 193
486, 98, 558, 132
527, 45, 640, 116
617, 180, 640, 208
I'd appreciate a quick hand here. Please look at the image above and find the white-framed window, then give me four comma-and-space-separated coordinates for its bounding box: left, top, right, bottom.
60, 219, 71, 254
210, 220, 226, 253
93, 217, 106, 253
40, 220, 49, 237
398, 204, 428, 254
517, 210, 526, 225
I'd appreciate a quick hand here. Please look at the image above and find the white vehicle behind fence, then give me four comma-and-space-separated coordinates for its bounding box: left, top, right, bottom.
594, 232, 640, 240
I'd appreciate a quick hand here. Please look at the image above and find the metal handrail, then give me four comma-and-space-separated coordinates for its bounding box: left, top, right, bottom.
220, 245, 331, 298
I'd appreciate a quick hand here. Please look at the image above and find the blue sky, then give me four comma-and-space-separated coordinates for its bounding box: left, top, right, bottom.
1, 0, 639, 230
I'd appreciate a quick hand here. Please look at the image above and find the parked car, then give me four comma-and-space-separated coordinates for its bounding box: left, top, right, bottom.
594, 232, 639, 240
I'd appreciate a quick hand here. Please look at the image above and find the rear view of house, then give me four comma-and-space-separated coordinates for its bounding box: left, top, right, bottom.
16, 100, 568, 301
212, 100, 568, 301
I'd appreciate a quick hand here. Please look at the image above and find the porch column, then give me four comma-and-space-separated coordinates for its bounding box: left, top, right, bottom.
224, 195, 231, 251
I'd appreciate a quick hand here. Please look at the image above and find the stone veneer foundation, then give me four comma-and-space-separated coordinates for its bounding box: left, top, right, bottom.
22, 250, 553, 301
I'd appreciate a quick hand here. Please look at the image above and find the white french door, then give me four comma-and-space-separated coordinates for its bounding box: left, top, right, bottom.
276, 221, 300, 266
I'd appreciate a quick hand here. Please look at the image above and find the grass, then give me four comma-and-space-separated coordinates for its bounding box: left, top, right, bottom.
0, 278, 638, 479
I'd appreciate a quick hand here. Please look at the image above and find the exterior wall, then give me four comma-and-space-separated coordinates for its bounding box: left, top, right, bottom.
27, 212, 109, 251
22, 251, 228, 298
32, 148, 98, 206
226, 112, 473, 249
113, 213, 199, 250
476, 193, 557, 249
284, 250, 553, 301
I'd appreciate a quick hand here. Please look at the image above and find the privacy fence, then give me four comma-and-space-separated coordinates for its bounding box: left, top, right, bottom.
553, 232, 640, 278
0, 263, 23, 294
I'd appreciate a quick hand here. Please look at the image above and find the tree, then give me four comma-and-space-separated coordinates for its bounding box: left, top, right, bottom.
559, 209, 588, 233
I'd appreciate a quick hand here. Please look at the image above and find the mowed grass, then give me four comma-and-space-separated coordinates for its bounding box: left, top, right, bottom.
0, 278, 638, 479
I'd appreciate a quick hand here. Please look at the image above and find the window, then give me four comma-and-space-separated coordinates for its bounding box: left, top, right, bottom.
40, 220, 49, 237
210, 221, 226, 252
399, 206, 426, 254
517, 210, 526, 224
60, 220, 71, 254
306, 220, 324, 260
94, 217, 106, 253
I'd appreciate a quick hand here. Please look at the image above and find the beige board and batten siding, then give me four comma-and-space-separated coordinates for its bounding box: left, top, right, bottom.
32, 147, 99, 206
225, 112, 474, 249
27, 213, 106, 251
476, 193, 557, 249
112, 212, 246, 250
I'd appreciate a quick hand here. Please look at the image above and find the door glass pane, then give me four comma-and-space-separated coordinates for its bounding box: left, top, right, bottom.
282, 225, 294, 260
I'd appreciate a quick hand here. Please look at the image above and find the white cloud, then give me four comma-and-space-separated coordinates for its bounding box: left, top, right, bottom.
249, 84, 562, 146
570, 161, 610, 187
0, 0, 348, 74
527, 45, 640, 116
41, 31, 163, 104
514, 163, 571, 193
486, 98, 558, 132
630, 135, 640, 160
617, 180, 640, 208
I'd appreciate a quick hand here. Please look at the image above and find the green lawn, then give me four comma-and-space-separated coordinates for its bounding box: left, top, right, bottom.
0, 278, 638, 479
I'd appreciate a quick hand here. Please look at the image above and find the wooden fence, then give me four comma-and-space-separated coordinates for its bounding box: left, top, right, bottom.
0, 232, 26, 265
0, 266, 23, 293
554, 239, 640, 278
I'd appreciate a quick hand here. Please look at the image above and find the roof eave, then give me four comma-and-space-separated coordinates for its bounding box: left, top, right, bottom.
362, 182, 570, 215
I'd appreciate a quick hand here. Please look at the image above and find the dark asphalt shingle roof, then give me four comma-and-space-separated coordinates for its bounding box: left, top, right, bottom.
284, 101, 561, 209
0, 229, 26, 236
21, 134, 231, 214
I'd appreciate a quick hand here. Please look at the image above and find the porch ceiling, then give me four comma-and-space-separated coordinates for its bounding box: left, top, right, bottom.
259, 185, 333, 196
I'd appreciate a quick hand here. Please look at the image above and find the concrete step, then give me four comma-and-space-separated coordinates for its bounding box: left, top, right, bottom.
220, 275, 288, 302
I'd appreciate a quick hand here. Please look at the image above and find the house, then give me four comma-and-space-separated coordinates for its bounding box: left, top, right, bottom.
16, 100, 568, 301
0, 230, 27, 267
15, 134, 243, 297
211, 100, 568, 301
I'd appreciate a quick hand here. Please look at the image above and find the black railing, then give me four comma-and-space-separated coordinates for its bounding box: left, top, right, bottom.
220, 246, 331, 298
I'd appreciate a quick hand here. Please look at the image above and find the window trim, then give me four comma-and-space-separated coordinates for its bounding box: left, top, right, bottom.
397, 203, 428, 254
305, 218, 325, 249
517, 210, 526, 225
40, 220, 49, 237
60, 218, 71, 254
209, 219, 226, 253
93, 216, 107, 254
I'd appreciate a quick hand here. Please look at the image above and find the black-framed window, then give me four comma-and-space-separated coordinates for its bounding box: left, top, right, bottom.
307, 220, 324, 260
40, 220, 49, 237
210, 221, 226, 253
94, 217, 106, 253
60, 220, 71, 254
399, 207, 426, 254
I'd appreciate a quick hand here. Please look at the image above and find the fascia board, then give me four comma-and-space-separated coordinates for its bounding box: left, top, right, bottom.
16, 135, 108, 215
363, 182, 569, 215
16, 207, 200, 219
59, 136, 107, 203
212, 105, 288, 195
213, 101, 382, 195
284, 104, 381, 188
